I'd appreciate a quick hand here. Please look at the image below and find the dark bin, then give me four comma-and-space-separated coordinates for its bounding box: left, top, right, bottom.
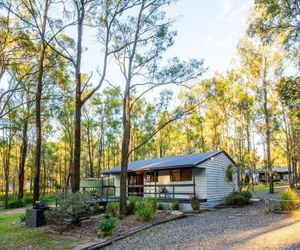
26, 208, 46, 227
26, 201, 49, 228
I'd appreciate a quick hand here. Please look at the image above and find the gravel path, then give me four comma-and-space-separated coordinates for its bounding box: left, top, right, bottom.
106, 191, 300, 250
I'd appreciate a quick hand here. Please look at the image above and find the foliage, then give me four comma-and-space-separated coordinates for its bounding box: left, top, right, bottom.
7, 199, 24, 209
135, 197, 157, 222
224, 192, 251, 206
98, 219, 117, 238
127, 196, 142, 215
136, 205, 154, 222
118, 213, 125, 220
280, 189, 300, 211
241, 191, 252, 201
190, 195, 200, 211
171, 200, 180, 210
157, 203, 164, 210
106, 202, 119, 217
45, 192, 96, 229
19, 214, 26, 222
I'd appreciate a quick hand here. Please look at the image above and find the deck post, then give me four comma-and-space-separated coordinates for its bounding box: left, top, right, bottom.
172, 185, 175, 199
154, 171, 157, 198
193, 167, 196, 196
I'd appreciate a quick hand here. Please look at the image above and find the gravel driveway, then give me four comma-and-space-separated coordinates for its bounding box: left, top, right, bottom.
106, 191, 300, 250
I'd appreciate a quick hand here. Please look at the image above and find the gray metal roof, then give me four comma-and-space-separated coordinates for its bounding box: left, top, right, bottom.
257, 167, 289, 173
102, 150, 229, 174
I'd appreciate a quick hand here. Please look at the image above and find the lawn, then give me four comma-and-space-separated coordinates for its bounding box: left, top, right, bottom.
0, 208, 77, 250
243, 182, 284, 193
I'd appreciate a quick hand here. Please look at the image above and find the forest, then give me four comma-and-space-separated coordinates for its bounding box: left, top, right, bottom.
0, 0, 299, 212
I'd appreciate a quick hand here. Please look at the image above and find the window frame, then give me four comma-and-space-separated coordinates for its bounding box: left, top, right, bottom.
170, 168, 193, 182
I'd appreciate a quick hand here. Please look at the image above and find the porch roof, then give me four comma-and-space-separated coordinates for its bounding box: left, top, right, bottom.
102, 150, 228, 174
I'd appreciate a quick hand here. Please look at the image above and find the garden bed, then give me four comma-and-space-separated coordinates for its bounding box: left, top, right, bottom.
53, 210, 185, 250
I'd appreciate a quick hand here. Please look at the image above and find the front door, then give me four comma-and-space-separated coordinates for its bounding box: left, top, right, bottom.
128, 172, 144, 196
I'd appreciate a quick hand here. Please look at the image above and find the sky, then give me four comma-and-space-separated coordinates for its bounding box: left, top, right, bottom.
80, 0, 253, 80
165, 0, 253, 75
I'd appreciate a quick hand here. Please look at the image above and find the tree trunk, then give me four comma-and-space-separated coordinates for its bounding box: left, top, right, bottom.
18, 119, 28, 200
120, 94, 131, 213
4, 143, 11, 209
33, 1, 49, 203
262, 78, 273, 193
72, 6, 84, 192
87, 122, 94, 177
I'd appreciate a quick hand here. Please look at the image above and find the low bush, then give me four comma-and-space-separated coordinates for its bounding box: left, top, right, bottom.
7, 199, 24, 209
171, 200, 180, 210
101, 213, 111, 220
280, 189, 300, 211
157, 203, 164, 210
45, 192, 96, 229
106, 202, 118, 217
23, 196, 33, 206
143, 197, 157, 212
241, 191, 252, 201
118, 213, 125, 220
136, 205, 154, 222
127, 196, 142, 215
190, 195, 200, 211
98, 219, 117, 238
19, 214, 26, 222
224, 192, 247, 206
135, 197, 157, 222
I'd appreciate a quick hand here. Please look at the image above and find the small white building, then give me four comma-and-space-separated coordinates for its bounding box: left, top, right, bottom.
102, 150, 239, 210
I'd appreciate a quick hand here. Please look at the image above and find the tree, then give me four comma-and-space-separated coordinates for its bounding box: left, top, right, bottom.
249, 0, 300, 55
108, 0, 205, 212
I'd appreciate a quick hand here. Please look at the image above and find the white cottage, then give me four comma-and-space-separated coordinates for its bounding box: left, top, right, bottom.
101, 150, 239, 210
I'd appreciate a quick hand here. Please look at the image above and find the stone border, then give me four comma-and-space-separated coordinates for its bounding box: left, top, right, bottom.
77, 214, 186, 250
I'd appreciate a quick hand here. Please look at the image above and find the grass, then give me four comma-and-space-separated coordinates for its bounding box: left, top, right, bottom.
243, 182, 283, 193
0, 194, 57, 209
0, 206, 78, 249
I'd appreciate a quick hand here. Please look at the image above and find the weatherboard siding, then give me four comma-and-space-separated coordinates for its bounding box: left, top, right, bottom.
199, 152, 238, 206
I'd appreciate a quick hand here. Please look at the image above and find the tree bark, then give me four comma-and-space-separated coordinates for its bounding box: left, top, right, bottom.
263, 77, 273, 193
120, 94, 131, 213
33, 0, 49, 204
18, 119, 28, 200
72, 4, 84, 192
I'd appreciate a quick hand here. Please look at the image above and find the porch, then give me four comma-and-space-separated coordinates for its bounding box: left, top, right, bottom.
101, 167, 207, 202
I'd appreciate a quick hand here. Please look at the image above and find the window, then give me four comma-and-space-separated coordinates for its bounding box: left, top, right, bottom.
226, 165, 233, 182
145, 172, 157, 183
170, 168, 192, 182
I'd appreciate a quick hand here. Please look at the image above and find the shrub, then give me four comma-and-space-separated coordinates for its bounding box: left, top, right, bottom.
190, 195, 200, 211
23, 196, 33, 206
19, 214, 26, 222
241, 191, 252, 201
224, 192, 247, 206
106, 202, 119, 217
7, 199, 24, 209
127, 196, 142, 215
98, 219, 117, 238
171, 200, 180, 210
101, 213, 110, 220
157, 203, 164, 210
136, 205, 154, 222
135, 197, 157, 222
45, 192, 96, 229
280, 189, 300, 211
143, 197, 157, 212
118, 213, 125, 220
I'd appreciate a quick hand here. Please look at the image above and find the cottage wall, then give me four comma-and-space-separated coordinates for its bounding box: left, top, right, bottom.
198, 152, 239, 207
